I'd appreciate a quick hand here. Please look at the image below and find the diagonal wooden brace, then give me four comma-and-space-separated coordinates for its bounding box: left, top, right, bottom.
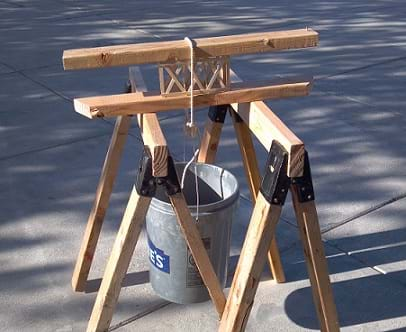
291, 153, 340, 332
198, 104, 228, 163
230, 110, 285, 283
164, 156, 227, 317
71, 113, 132, 293
219, 141, 290, 331
197, 104, 285, 283
86, 186, 152, 332
70, 67, 151, 293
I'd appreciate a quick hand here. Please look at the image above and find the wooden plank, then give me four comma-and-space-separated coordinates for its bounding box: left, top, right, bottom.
197, 106, 226, 163
230, 110, 285, 284
63, 29, 318, 70
129, 66, 168, 177
197, 119, 223, 163
74, 78, 313, 119
219, 192, 282, 331
291, 189, 340, 332
71, 114, 131, 292
87, 187, 151, 332
169, 192, 226, 317
230, 71, 305, 177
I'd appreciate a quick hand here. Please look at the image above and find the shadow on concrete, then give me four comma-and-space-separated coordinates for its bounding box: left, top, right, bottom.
285, 270, 406, 329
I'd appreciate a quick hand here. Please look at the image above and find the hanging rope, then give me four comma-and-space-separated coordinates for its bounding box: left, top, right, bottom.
184, 37, 195, 129
181, 37, 200, 221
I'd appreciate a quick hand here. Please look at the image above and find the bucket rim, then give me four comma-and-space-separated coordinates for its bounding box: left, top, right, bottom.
150, 162, 239, 214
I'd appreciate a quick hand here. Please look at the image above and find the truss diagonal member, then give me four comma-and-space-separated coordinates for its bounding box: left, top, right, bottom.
186, 63, 205, 91
165, 65, 185, 94
207, 63, 222, 89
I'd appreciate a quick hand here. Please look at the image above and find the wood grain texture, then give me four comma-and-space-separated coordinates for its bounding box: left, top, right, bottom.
197, 119, 224, 163
291, 187, 340, 332
71, 114, 131, 292
86, 187, 151, 332
129, 66, 169, 177
170, 192, 226, 317
219, 192, 282, 331
230, 110, 286, 284
63, 29, 318, 70
230, 71, 305, 177
74, 78, 312, 119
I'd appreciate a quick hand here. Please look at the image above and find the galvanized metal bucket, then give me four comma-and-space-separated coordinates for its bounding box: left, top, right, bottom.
146, 162, 239, 304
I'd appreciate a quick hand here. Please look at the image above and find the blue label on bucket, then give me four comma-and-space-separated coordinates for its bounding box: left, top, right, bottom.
148, 237, 170, 274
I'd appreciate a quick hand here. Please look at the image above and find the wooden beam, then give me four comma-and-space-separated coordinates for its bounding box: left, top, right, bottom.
230, 110, 286, 284
291, 187, 340, 332
71, 115, 131, 292
86, 187, 151, 332
219, 192, 282, 331
63, 29, 318, 70
74, 78, 312, 119
129, 66, 168, 177
197, 105, 228, 164
170, 192, 226, 317
230, 71, 305, 177
71, 114, 131, 292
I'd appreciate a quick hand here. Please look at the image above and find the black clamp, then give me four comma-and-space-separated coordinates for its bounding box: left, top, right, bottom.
260, 141, 290, 205
208, 105, 229, 123
291, 151, 315, 203
135, 148, 181, 197
231, 110, 244, 123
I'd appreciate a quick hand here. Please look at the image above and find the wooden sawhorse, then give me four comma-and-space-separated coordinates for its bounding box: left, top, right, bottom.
63, 29, 340, 331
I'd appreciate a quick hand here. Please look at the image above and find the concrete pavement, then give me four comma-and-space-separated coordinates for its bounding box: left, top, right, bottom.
1, 0, 406, 331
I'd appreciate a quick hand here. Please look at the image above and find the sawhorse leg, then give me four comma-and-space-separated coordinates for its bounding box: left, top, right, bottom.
291, 153, 339, 332
219, 144, 339, 332
198, 105, 228, 163
230, 109, 285, 283
72, 115, 131, 292
87, 186, 151, 331
219, 141, 290, 331
198, 105, 285, 283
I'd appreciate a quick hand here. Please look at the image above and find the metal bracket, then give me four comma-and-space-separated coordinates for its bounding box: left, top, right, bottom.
135, 148, 156, 197
260, 141, 290, 205
231, 110, 244, 123
157, 155, 181, 196
135, 148, 181, 197
291, 151, 315, 202
208, 105, 229, 123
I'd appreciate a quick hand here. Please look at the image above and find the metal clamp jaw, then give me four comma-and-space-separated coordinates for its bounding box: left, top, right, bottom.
135, 148, 181, 197
208, 104, 229, 123
260, 141, 290, 205
260, 143, 315, 205
291, 152, 315, 203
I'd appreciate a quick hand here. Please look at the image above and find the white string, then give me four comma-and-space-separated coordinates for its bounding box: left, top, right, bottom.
194, 162, 200, 220
181, 37, 200, 221
180, 148, 200, 189
184, 37, 194, 127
